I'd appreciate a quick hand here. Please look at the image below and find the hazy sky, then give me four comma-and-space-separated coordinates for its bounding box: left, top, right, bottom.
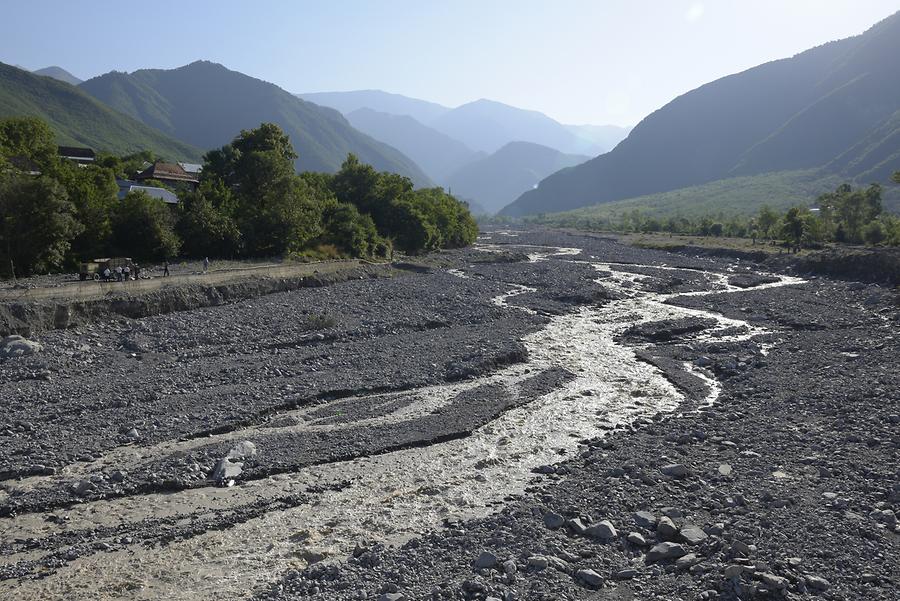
3, 1, 899, 126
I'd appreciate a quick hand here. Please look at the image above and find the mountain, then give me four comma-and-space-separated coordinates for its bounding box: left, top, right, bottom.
298, 90, 450, 124
80, 61, 432, 186
0, 62, 200, 159
503, 11, 900, 217
346, 108, 483, 183
445, 141, 589, 214
33, 66, 82, 85
565, 124, 632, 153
429, 99, 604, 155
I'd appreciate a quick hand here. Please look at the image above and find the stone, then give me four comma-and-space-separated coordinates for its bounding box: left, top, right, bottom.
616, 568, 639, 579
211, 457, 243, 483
627, 532, 647, 546
502, 559, 517, 575
724, 565, 745, 579
675, 553, 698, 570
378, 594, 406, 601
645, 542, 687, 563
634, 511, 657, 529
805, 575, 831, 591
657, 516, 679, 541
543, 511, 565, 529
758, 573, 788, 590
473, 551, 498, 569
718, 464, 733, 476
575, 568, 604, 587
585, 520, 618, 540
227, 440, 257, 459
547, 556, 572, 574
0, 335, 42, 358
527, 555, 548, 570
679, 525, 708, 545
125, 428, 139, 439
661, 464, 691, 479
566, 517, 588, 534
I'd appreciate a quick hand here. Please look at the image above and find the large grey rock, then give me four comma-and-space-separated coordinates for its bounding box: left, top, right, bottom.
543, 511, 565, 529
657, 516, 679, 541
660, 464, 691, 479
645, 542, 687, 563
680, 524, 708, 545
575, 568, 604, 587
0, 335, 42, 359
227, 440, 257, 459
473, 551, 498, 569
212, 457, 243, 483
633, 511, 657, 529
585, 520, 618, 540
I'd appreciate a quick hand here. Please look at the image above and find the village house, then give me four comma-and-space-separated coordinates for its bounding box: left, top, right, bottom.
134, 161, 199, 191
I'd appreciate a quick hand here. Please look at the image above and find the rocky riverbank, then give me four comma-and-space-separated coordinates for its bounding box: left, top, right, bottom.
1, 229, 896, 601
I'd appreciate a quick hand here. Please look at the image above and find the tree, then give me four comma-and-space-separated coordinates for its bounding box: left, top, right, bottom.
757, 205, 779, 240
178, 184, 242, 258
781, 207, 808, 252
892, 171, 900, 185
319, 200, 386, 257
53, 162, 119, 258
0, 173, 81, 277
111, 191, 181, 261
818, 183, 882, 244
238, 174, 322, 256
0, 116, 58, 172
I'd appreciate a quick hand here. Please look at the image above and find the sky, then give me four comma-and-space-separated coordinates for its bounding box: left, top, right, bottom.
2, 0, 899, 127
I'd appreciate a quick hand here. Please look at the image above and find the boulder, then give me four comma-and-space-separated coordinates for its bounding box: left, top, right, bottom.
585, 520, 618, 540
575, 568, 604, 587
645, 542, 687, 563
0, 335, 42, 359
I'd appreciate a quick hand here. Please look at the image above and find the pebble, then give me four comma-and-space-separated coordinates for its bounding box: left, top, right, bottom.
657, 516, 679, 541
627, 532, 647, 546
661, 464, 691, 478
473, 551, 498, 569
585, 519, 618, 540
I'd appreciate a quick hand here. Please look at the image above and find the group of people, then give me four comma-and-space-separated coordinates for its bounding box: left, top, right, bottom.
101, 264, 140, 282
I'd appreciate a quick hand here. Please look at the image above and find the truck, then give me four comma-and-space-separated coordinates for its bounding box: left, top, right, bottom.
79, 258, 134, 281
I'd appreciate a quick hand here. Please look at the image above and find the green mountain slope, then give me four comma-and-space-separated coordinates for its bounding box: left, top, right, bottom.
0, 62, 201, 160
530, 169, 900, 227
346, 108, 482, 183
446, 141, 589, 214
503, 11, 900, 217
81, 62, 432, 186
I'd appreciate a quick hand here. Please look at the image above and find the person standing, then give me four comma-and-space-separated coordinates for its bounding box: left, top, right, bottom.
163, 259, 170, 277
123, 265, 131, 281
203, 257, 210, 274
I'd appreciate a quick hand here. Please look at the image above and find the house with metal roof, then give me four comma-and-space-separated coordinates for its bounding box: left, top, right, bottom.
58, 146, 95, 165
116, 179, 179, 204
134, 161, 199, 190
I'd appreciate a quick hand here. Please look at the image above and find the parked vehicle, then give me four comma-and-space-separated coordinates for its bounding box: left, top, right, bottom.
79, 258, 134, 281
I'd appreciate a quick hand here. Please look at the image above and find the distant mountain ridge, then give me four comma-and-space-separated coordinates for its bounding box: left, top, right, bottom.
299, 90, 450, 124
80, 62, 432, 186
346, 108, 483, 183
446, 141, 589, 214
297, 91, 628, 157
503, 11, 900, 217
0, 62, 200, 160
33, 66, 82, 85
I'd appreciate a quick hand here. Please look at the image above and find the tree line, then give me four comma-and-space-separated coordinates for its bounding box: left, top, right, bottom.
0, 118, 477, 277
523, 179, 900, 250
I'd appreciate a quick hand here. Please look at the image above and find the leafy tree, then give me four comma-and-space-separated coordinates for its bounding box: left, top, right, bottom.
757, 205, 779, 240
387, 199, 438, 254
319, 200, 386, 257
781, 207, 804, 251
818, 183, 882, 244
892, 171, 900, 185
0, 116, 58, 172
238, 174, 322, 256
53, 162, 119, 258
0, 173, 81, 277
111, 191, 181, 261
179, 185, 242, 258
863, 221, 886, 246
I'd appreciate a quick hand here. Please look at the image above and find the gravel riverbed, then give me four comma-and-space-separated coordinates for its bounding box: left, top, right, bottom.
0, 228, 897, 601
